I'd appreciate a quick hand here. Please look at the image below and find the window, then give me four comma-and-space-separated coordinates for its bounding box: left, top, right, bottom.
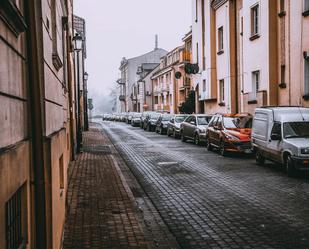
281, 65, 285, 84
252, 71, 260, 99
280, 0, 285, 12
251, 4, 259, 36
203, 79, 206, 92
59, 155, 64, 189
195, 0, 198, 22
6, 185, 27, 249
196, 42, 199, 64
305, 0, 309, 12
219, 79, 225, 103
271, 122, 282, 136
218, 26, 224, 52
305, 57, 309, 95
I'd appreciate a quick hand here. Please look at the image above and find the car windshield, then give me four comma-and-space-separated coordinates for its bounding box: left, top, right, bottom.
223, 116, 252, 129
175, 116, 187, 123
283, 122, 309, 138
150, 114, 160, 119
162, 115, 171, 121
133, 113, 142, 118
197, 116, 211, 125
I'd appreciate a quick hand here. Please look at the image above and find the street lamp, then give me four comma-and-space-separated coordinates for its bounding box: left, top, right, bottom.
73, 33, 83, 153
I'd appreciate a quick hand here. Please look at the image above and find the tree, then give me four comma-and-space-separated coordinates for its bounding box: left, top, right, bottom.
179, 90, 195, 114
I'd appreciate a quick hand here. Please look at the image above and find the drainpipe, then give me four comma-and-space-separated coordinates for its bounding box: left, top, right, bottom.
25, 1, 47, 248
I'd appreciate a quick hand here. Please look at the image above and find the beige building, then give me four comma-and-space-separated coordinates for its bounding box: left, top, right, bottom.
0, 0, 79, 248
152, 47, 182, 114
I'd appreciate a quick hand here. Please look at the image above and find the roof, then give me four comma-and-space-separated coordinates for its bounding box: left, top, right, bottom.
255, 107, 309, 122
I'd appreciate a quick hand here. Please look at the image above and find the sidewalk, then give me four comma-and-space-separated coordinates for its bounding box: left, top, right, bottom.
63, 123, 149, 249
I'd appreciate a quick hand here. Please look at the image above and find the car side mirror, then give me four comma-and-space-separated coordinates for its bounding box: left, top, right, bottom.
190, 121, 196, 125
271, 134, 281, 141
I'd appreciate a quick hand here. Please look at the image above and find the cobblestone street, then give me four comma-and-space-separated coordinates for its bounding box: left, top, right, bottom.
100, 120, 309, 249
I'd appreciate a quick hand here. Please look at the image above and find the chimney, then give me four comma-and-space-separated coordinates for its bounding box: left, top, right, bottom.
155, 34, 158, 50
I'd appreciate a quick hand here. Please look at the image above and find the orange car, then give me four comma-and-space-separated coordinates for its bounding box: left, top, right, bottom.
206, 113, 253, 156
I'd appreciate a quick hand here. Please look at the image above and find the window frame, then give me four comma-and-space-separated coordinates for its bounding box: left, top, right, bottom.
217, 26, 224, 53
219, 79, 225, 103
250, 3, 260, 39
252, 70, 260, 100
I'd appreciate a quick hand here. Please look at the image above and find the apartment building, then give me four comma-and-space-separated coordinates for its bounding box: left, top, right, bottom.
192, 0, 309, 115
192, 0, 237, 115
152, 47, 182, 114
117, 45, 167, 112
0, 1, 79, 248
136, 63, 160, 112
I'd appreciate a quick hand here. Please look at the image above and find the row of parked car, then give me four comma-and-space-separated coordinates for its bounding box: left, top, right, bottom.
103, 107, 309, 177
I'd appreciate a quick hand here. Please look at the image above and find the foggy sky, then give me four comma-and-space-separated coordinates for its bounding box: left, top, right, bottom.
74, 0, 191, 108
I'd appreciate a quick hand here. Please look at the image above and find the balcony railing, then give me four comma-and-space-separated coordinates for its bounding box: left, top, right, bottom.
162, 84, 170, 92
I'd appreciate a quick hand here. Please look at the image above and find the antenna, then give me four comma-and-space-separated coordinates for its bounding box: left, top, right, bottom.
155, 34, 158, 50
298, 106, 305, 121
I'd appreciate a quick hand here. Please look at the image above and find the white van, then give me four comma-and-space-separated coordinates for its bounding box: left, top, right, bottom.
252, 107, 309, 176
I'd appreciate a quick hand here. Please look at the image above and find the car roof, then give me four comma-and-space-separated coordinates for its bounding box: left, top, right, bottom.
255, 107, 309, 122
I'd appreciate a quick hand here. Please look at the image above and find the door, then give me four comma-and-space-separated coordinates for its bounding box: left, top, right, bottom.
267, 122, 283, 163
208, 116, 218, 144
183, 116, 192, 137
187, 116, 197, 139
213, 116, 223, 146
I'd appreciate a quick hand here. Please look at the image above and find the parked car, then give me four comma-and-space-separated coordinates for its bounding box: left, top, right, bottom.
131, 113, 142, 127
144, 113, 160, 132
126, 112, 134, 124
206, 113, 253, 156
155, 114, 172, 134
252, 107, 309, 177
167, 114, 189, 138
140, 112, 155, 129
180, 114, 212, 145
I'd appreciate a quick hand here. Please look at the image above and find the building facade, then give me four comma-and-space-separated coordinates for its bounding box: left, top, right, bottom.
0, 1, 83, 248
136, 63, 159, 112
191, 0, 309, 115
117, 47, 167, 113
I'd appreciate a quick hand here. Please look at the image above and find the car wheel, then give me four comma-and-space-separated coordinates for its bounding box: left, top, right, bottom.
194, 134, 200, 146
206, 139, 213, 151
167, 129, 171, 137
255, 150, 265, 166
160, 126, 164, 135
181, 132, 186, 142
219, 140, 226, 156
173, 130, 177, 138
286, 155, 296, 177
147, 124, 150, 132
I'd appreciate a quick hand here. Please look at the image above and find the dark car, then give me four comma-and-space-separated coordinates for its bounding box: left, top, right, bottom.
131, 113, 142, 127
155, 114, 172, 134
206, 113, 252, 156
140, 112, 154, 129
180, 114, 212, 145
144, 113, 160, 132
167, 114, 188, 138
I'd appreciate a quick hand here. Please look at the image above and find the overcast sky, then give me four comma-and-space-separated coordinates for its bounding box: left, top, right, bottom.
74, 0, 191, 101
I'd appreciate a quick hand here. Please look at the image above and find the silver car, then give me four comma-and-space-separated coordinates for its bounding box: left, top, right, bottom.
167, 114, 188, 138
180, 114, 212, 145
252, 107, 309, 177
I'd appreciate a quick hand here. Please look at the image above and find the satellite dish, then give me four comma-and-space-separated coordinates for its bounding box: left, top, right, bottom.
175, 71, 182, 79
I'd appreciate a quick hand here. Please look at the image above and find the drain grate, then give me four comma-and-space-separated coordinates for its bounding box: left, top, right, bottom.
83, 145, 112, 155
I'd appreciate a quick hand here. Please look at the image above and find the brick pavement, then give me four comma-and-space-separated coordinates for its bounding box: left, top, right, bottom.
63, 123, 176, 249
102, 121, 309, 249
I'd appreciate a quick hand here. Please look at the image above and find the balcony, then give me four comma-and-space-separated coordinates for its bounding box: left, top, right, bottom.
162, 84, 170, 92
119, 95, 125, 101
181, 49, 192, 63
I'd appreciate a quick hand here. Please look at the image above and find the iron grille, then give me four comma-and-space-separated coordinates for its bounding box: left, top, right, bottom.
6, 187, 23, 249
